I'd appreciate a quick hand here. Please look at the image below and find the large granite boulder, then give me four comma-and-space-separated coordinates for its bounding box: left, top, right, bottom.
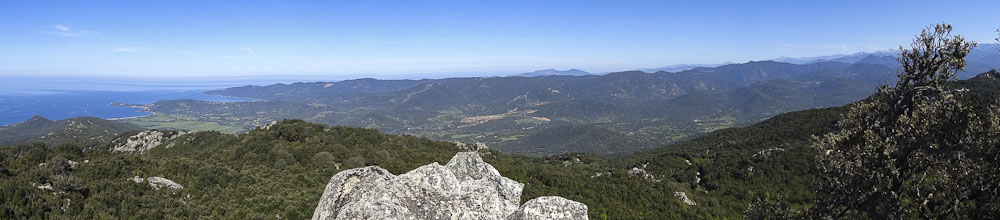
312, 152, 588, 220
507, 196, 589, 220
147, 176, 183, 190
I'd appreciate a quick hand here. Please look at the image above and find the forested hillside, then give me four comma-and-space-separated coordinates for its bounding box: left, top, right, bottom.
0, 111, 840, 219
0, 116, 141, 147
1, 121, 462, 219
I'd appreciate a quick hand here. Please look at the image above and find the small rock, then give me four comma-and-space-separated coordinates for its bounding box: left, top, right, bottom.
129, 176, 145, 183
37, 183, 53, 190
590, 172, 611, 178
67, 160, 79, 169
62, 198, 71, 211
753, 148, 786, 158
675, 192, 696, 206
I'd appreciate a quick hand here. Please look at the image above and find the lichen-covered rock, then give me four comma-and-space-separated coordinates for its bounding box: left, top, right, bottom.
506, 196, 589, 220
147, 177, 183, 190
312, 152, 587, 220
312, 166, 407, 219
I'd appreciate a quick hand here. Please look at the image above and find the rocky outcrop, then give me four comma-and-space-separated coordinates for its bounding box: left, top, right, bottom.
111, 130, 188, 154
454, 141, 490, 152
628, 163, 660, 182
753, 147, 786, 158
260, 120, 279, 130
507, 196, 588, 220
147, 177, 183, 190
312, 152, 588, 220
675, 192, 696, 206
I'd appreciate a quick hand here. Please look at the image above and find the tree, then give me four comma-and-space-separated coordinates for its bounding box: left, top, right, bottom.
53, 143, 83, 160
311, 151, 335, 168
812, 23, 1000, 219
744, 195, 790, 220
344, 156, 366, 168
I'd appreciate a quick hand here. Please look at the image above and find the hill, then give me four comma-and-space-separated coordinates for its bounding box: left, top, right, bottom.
637, 63, 731, 73
491, 70, 1000, 218
0, 116, 142, 147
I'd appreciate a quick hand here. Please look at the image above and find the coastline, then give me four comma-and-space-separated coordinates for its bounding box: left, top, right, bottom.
0, 89, 257, 126
106, 113, 153, 121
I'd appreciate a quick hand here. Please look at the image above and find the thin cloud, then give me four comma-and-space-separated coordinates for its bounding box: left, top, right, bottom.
41, 24, 91, 37
42, 31, 78, 37
236, 46, 257, 54
54, 25, 70, 32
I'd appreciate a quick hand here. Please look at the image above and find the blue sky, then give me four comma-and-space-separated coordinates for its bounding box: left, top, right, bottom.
1, 0, 998, 78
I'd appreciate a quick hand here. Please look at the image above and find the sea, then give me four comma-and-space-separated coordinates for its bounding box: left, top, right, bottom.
0, 76, 310, 126
0, 73, 481, 126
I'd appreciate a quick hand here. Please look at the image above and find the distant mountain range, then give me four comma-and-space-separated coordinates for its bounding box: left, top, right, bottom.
188, 50, 996, 156
769, 49, 899, 65
3, 44, 997, 156
636, 63, 734, 73
124, 59, 905, 156
514, 69, 591, 77
768, 43, 1000, 79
